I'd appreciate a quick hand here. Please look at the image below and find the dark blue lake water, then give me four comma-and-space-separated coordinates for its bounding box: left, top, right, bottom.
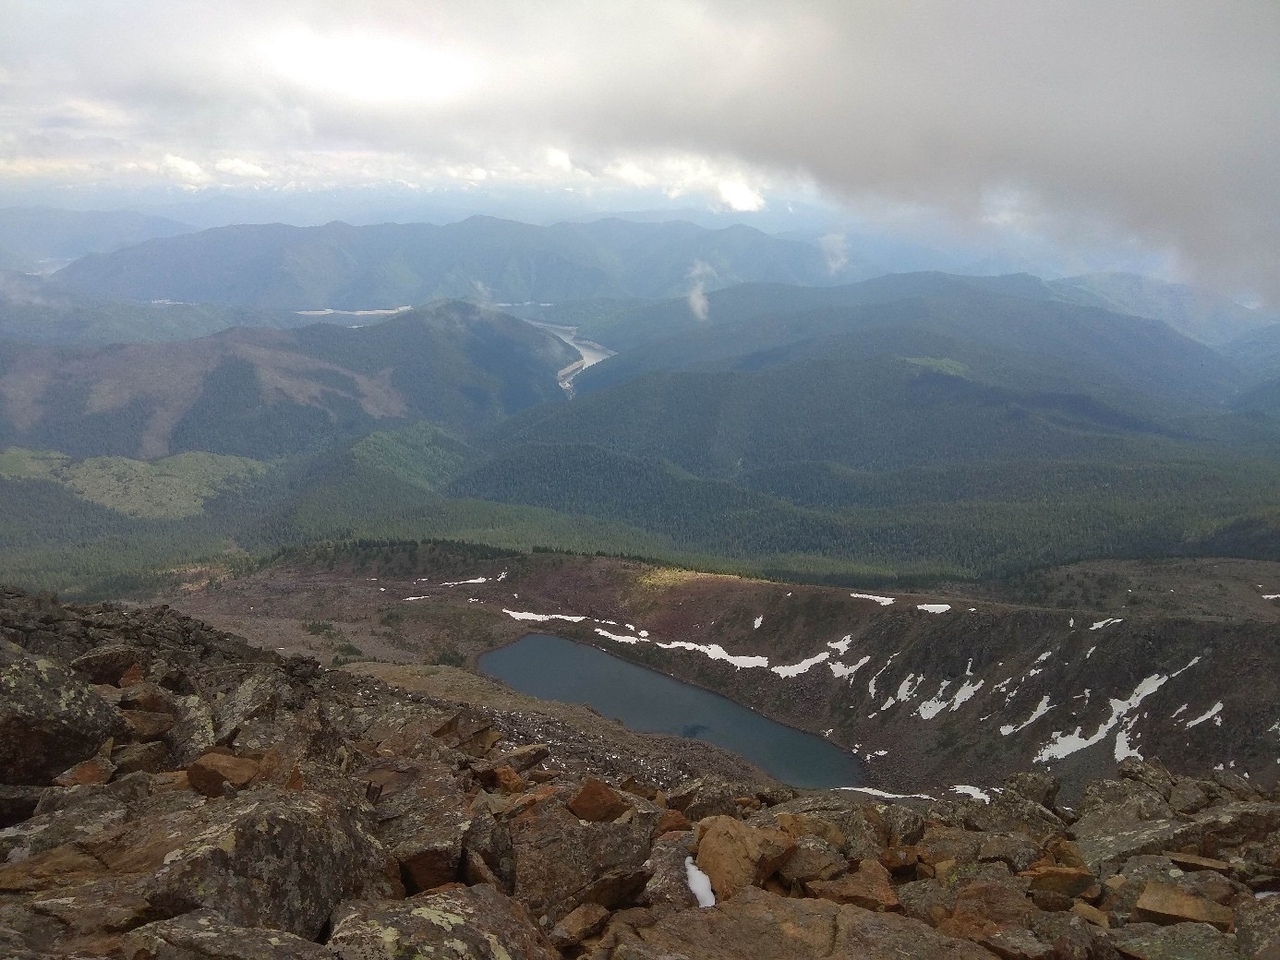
478, 633, 863, 789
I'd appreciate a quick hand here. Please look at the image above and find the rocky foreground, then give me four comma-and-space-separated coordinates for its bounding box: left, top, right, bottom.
3, 587, 1280, 959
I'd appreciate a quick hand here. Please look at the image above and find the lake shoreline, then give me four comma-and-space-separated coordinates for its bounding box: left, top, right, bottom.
479, 632, 865, 790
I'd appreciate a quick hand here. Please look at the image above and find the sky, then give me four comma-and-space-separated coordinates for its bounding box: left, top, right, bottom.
2, 1, 1277, 298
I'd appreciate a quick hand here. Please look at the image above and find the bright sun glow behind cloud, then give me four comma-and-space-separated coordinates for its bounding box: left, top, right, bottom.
264, 30, 483, 105
718, 180, 766, 212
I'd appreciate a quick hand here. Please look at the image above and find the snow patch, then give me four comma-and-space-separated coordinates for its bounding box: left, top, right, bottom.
850, 593, 895, 606
656, 640, 769, 670
1034, 673, 1170, 763
685, 857, 716, 907
838, 786, 934, 800
867, 654, 899, 699
771, 651, 830, 678
753, 615, 763, 630
830, 655, 871, 680
827, 635, 853, 655
1000, 695, 1053, 736
595, 627, 642, 645
1090, 618, 1123, 630
1114, 725, 1143, 762
441, 577, 487, 587
917, 603, 951, 613
951, 785, 991, 803
917, 680, 954, 720
503, 609, 587, 623
1186, 702, 1223, 729
895, 673, 924, 702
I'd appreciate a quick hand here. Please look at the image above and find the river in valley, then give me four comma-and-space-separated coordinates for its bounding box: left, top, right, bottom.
478, 633, 864, 789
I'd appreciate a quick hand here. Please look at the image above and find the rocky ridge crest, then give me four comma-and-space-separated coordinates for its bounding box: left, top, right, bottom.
3, 585, 1280, 959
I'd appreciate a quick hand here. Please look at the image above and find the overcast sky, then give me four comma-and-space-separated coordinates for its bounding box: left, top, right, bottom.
2, 1, 1277, 297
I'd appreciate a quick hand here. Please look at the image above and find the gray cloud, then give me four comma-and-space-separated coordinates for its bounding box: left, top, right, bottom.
2, 1, 1278, 298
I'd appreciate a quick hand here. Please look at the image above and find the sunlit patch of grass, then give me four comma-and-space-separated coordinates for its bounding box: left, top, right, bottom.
0, 448, 68, 478
635, 568, 702, 591
60, 452, 265, 519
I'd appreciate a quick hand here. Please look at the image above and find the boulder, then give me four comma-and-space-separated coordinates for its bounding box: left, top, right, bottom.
52, 753, 115, 787
0, 785, 43, 828
472, 744, 551, 787
111, 741, 171, 776
806, 859, 900, 911
364, 760, 472, 894
327, 884, 559, 960
777, 835, 848, 888
694, 816, 796, 900
1170, 779, 1215, 816
1133, 881, 1235, 931
667, 777, 756, 821
550, 902, 612, 948
639, 833, 698, 913
978, 832, 1042, 873
655, 808, 692, 834
1023, 865, 1100, 900
0, 639, 127, 785
569, 778, 631, 823
186, 752, 261, 797
1109, 920, 1244, 960
1003, 771, 1061, 809
510, 794, 658, 923
590, 885, 998, 959
1234, 894, 1280, 960
137, 788, 396, 939
69, 644, 146, 686
119, 909, 334, 959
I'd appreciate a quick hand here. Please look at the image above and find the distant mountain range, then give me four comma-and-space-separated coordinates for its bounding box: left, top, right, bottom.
4, 208, 1280, 595
47, 216, 883, 310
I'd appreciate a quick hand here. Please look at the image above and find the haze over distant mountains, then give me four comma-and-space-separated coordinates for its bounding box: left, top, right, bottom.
47, 216, 882, 310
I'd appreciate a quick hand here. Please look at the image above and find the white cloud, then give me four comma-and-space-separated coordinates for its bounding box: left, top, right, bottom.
161, 154, 209, 183
215, 157, 270, 179
0, 1, 1276, 297
717, 180, 765, 212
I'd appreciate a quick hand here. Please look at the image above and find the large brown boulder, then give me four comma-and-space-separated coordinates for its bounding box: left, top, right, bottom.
0, 639, 127, 785
590, 885, 998, 959
2, 784, 397, 942
119, 909, 334, 960
368, 761, 472, 894
694, 816, 796, 901
144, 788, 397, 939
327, 885, 559, 960
509, 793, 659, 923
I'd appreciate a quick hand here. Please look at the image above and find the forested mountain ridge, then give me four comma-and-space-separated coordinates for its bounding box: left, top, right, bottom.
0, 300, 574, 459
4, 256, 1280, 597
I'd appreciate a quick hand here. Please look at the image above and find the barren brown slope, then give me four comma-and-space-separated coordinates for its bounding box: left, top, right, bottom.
168, 546, 1280, 800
